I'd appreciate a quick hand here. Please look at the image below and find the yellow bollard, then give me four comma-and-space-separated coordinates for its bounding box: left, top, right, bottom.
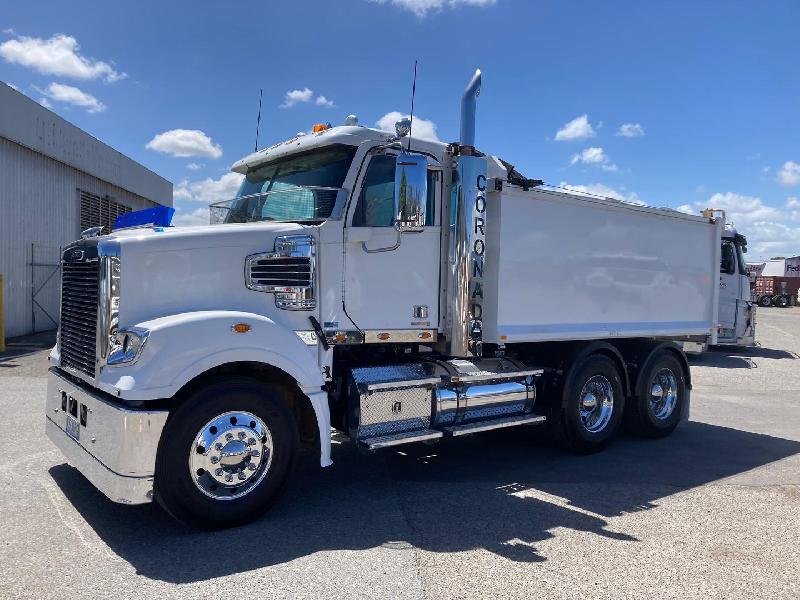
0, 273, 5, 353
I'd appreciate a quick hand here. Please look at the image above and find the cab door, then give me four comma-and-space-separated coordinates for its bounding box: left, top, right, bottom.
342, 151, 441, 333
718, 239, 739, 339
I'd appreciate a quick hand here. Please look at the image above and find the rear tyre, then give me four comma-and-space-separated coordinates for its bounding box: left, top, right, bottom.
628, 351, 686, 438
551, 354, 625, 453
154, 377, 297, 529
758, 295, 772, 307
775, 294, 790, 308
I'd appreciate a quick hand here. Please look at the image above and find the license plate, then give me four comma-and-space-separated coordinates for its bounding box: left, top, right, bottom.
66, 415, 80, 442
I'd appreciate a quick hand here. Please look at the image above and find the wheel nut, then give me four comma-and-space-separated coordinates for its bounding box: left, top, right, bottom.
215, 443, 223, 450
238, 431, 246, 439
251, 450, 260, 457
215, 468, 223, 476
226, 433, 233, 441
248, 464, 256, 471
210, 456, 220, 464
248, 438, 256, 446
225, 474, 232, 482
238, 472, 246, 480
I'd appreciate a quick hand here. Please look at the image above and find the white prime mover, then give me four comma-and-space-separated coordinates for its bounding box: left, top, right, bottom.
46, 71, 723, 528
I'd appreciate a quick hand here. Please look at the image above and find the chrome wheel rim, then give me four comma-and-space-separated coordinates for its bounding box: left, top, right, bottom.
649, 368, 678, 420
189, 411, 273, 501
578, 375, 614, 433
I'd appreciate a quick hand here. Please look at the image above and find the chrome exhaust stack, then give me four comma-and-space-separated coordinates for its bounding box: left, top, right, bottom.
448, 69, 488, 357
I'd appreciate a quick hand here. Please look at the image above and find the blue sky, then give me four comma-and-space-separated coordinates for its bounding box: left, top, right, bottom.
1, 0, 798, 259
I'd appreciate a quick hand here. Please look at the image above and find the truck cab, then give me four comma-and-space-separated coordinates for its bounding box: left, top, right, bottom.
712, 213, 755, 346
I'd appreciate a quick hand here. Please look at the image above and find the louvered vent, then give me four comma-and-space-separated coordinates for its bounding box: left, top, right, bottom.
248, 256, 312, 288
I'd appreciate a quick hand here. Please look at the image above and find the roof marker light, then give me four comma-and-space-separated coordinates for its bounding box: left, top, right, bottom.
312, 123, 331, 133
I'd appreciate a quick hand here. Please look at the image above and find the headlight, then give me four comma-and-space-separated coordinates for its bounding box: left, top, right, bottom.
107, 328, 149, 365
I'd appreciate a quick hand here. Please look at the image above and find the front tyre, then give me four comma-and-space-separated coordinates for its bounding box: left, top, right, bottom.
758, 295, 772, 307
154, 377, 297, 529
627, 351, 686, 438
551, 354, 625, 453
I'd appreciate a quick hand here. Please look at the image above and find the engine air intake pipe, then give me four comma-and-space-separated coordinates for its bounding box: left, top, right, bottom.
460, 69, 482, 149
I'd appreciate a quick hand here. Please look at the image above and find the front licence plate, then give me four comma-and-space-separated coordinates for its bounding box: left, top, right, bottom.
66, 415, 80, 442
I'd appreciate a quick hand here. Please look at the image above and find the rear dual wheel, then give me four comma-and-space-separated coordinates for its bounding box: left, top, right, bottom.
551, 354, 625, 453
626, 352, 686, 438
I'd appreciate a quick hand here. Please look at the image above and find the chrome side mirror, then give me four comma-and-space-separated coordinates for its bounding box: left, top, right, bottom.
394, 152, 427, 232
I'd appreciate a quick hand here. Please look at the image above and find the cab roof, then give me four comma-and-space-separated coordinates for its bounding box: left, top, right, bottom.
231, 125, 449, 173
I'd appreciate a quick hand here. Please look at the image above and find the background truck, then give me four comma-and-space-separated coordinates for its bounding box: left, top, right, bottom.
754, 276, 800, 307
46, 70, 723, 528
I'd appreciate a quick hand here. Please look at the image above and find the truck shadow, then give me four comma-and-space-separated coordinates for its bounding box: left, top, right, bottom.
49, 421, 800, 583
688, 345, 798, 369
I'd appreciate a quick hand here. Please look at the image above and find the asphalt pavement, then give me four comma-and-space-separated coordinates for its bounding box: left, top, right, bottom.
0, 311, 798, 599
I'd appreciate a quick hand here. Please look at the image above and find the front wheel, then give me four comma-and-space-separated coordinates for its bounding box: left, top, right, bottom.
758, 295, 772, 307
551, 354, 625, 453
154, 377, 297, 529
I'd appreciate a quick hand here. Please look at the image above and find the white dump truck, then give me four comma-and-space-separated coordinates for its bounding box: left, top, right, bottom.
47, 70, 723, 528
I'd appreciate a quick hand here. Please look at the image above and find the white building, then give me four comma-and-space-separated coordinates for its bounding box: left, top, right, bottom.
0, 82, 172, 338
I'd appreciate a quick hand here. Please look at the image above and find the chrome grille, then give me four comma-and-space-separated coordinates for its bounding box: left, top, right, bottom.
248, 256, 312, 288
60, 260, 99, 377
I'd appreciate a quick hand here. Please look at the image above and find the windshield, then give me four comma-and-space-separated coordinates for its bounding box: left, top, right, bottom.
217, 145, 356, 224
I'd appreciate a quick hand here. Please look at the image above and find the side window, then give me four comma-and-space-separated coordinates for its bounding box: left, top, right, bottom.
721, 241, 736, 275
352, 155, 396, 227
426, 170, 438, 226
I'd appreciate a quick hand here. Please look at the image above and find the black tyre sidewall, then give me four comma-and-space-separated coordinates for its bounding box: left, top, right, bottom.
759, 296, 771, 307
777, 295, 789, 307
155, 377, 297, 529
557, 355, 625, 452
633, 353, 686, 437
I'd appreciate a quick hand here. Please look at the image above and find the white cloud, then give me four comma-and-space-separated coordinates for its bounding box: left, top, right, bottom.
376, 111, 439, 141
555, 114, 596, 141
173, 172, 244, 203
570, 147, 617, 171
367, 0, 497, 17
281, 87, 334, 109
172, 206, 210, 227
39, 96, 53, 109
559, 182, 642, 205
617, 123, 645, 138
0, 34, 125, 82
677, 192, 800, 257
186, 162, 203, 171
4, 81, 19, 91
41, 82, 106, 113
777, 161, 800, 187
281, 87, 313, 108
146, 129, 223, 159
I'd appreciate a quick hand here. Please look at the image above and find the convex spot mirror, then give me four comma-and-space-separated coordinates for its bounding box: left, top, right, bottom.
394, 152, 427, 232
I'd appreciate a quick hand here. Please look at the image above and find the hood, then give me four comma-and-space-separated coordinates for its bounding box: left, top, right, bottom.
105, 222, 318, 329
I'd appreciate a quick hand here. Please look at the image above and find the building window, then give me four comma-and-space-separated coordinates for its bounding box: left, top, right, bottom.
79, 190, 132, 234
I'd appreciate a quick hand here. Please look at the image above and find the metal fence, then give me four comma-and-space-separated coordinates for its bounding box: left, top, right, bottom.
29, 244, 61, 333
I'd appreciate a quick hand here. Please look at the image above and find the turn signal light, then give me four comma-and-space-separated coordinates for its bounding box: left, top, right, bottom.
418, 331, 432, 340
312, 123, 331, 133
377, 332, 391, 340
231, 323, 251, 333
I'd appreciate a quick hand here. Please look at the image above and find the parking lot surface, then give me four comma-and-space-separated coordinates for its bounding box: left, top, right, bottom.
0, 311, 798, 599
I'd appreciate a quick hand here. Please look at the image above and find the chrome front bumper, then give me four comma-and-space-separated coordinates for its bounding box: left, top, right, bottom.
45, 368, 169, 504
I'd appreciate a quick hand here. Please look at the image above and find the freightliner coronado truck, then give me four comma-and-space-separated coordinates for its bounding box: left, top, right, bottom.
47, 71, 726, 528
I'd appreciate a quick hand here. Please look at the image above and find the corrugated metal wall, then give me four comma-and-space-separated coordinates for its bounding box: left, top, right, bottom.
0, 137, 161, 338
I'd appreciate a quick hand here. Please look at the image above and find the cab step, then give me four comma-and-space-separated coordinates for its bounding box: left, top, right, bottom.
361, 429, 444, 450
443, 413, 546, 436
